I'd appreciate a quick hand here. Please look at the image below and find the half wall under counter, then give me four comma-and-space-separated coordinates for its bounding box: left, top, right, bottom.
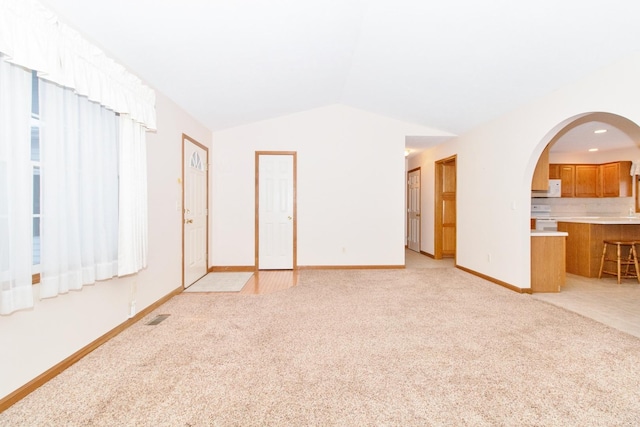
531, 231, 567, 293
557, 218, 640, 278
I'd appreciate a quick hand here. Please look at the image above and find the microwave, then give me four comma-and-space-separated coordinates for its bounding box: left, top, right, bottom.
532, 179, 561, 198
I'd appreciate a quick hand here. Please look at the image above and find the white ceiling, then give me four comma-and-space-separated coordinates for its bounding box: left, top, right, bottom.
39, 0, 640, 153
551, 121, 637, 154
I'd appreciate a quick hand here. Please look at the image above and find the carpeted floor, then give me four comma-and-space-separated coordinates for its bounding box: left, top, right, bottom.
2, 268, 640, 426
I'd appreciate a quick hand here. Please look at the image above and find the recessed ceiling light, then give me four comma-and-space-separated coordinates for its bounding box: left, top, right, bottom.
594, 129, 607, 134
588, 148, 599, 152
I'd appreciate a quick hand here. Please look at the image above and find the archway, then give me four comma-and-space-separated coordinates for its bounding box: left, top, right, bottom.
531, 112, 640, 214
529, 112, 640, 295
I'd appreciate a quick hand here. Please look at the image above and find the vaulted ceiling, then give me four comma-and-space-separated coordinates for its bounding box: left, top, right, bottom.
40, 0, 640, 152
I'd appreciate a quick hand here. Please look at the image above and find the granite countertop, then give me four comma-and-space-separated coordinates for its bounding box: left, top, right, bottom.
555, 217, 640, 225
530, 230, 568, 237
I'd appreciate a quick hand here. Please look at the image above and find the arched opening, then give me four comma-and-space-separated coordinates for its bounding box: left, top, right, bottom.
532, 112, 640, 219
529, 112, 640, 335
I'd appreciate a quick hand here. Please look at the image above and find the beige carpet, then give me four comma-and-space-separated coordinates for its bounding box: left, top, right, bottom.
184, 272, 254, 292
3, 268, 640, 426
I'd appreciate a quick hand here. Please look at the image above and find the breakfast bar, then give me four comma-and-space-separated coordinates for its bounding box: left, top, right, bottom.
557, 217, 640, 278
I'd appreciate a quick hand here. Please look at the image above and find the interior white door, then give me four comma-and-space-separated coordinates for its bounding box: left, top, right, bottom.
407, 168, 421, 252
259, 154, 294, 269
183, 138, 208, 287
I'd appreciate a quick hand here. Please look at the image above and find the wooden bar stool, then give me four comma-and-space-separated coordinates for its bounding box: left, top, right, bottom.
598, 240, 640, 284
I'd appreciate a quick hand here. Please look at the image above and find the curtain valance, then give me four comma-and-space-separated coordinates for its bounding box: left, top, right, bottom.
0, 0, 156, 130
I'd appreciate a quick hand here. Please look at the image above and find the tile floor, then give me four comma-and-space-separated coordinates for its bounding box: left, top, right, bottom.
405, 249, 640, 339
532, 273, 640, 339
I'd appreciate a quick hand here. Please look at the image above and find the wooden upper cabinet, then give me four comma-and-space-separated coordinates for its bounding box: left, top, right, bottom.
601, 161, 632, 197
559, 164, 575, 197
531, 145, 550, 191
574, 165, 600, 197
549, 161, 632, 198
549, 164, 561, 180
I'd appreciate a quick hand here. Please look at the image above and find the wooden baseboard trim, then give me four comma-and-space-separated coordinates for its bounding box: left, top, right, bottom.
208, 266, 256, 272
297, 265, 405, 270
456, 265, 532, 294
0, 286, 183, 413
419, 251, 435, 259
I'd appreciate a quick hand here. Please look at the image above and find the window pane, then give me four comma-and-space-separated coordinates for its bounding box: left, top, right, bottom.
31, 71, 39, 116
33, 166, 40, 214
31, 126, 40, 161
33, 217, 40, 266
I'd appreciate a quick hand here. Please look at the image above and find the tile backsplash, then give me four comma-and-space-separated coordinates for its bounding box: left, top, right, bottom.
531, 197, 635, 217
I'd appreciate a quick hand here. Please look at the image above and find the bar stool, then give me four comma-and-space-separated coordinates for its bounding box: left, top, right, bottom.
598, 240, 640, 284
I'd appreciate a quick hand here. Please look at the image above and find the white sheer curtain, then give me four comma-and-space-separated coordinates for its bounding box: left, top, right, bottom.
0, 0, 156, 130
118, 116, 148, 276
0, 58, 34, 314
0, 0, 152, 306
39, 79, 119, 298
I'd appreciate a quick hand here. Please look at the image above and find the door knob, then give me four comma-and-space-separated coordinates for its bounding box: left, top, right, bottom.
185, 219, 193, 224
288, 216, 292, 220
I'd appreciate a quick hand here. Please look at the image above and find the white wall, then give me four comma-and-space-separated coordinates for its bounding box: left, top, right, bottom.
211, 104, 447, 267
409, 53, 640, 290
0, 92, 212, 401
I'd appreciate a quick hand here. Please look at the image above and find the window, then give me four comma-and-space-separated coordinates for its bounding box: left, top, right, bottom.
190, 151, 204, 171
31, 72, 41, 278
0, 4, 154, 312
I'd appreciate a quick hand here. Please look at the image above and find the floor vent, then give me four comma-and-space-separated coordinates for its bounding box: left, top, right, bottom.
146, 314, 170, 325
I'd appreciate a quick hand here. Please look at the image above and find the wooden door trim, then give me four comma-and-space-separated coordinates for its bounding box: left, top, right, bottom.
434, 155, 456, 260
182, 134, 209, 287
255, 151, 298, 271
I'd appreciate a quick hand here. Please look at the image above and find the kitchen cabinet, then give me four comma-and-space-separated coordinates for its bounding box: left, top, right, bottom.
549, 164, 561, 180
559, 165, 575, 197
549, 161, 631, 198
600, 161, 632, 197
531, 145, 550, 191
574, 165, 600, 197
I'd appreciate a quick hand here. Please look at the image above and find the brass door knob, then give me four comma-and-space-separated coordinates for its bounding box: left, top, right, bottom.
185, 219, 193, 224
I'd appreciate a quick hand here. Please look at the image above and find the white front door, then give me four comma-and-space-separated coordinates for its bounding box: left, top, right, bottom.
407, 168, 421, 252
258, 153, 295, 270
183, 136, 208, 287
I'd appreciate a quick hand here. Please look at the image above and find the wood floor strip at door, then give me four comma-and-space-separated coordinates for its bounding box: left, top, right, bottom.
240, 270, 299, 295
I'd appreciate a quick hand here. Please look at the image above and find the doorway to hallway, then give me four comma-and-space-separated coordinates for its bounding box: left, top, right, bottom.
435, 155, 456, 260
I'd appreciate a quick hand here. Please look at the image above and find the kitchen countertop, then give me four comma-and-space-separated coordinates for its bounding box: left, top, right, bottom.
555, 217, 640, 225
531, 230, 568, 237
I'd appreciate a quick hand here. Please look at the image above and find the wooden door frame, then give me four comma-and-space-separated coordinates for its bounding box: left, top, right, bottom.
407, 167, 421, 252
182, 133, 209, 287
255, 151, 298, 270
434, 155, 456, 260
